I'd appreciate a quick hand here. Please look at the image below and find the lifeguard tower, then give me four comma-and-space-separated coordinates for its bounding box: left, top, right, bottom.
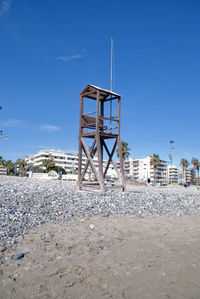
78, 84, 126, 192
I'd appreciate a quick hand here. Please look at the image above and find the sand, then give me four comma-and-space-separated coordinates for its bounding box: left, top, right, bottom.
1, 215, 200, 298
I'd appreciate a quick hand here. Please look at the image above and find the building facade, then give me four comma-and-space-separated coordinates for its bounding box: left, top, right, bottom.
117, 156, 167, 184
178, 168, 195, 184
167, 165, 179, 184
0, 164, 7, 175
26, 149, 106, 175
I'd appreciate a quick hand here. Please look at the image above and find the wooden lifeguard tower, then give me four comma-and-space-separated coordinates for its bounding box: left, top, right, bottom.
78, 84, 126, 192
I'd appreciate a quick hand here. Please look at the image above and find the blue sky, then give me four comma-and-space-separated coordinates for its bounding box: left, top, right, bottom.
0, 0, 200, 167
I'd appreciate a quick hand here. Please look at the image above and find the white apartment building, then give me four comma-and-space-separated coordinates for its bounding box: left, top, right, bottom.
26, 149, 107, 175
167, 165, 179, 184
178, 168, 195, 184
0, 164, 7, 175
118, 156, 167, 184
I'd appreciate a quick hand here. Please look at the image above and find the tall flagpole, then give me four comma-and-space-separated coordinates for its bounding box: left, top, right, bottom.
110, 38, 113, 128
110, 37, 113, 92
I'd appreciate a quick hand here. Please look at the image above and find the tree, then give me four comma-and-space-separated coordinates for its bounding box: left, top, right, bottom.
180, 159, 190, 184
0, 156, 5, 166
15, 158, 27, 175
5, 160, 15, 175
50, 166, 67, 174
121, 141, 130, 160
197, 163, 200, 182
117, 141, 130, 160
150, 154, 161, 183
191, 158, 199, 184
42, 158, 55, 172
29, 166, 44, 173
116, 141, 130, 176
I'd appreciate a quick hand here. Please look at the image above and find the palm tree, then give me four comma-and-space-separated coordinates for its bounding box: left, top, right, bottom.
117, 141, 130, 160
5, 160, 15, 175
0, 156, 5, 166
121, 142, 130, 160
15, 158, 27, 175
150, 154, 161, 183
42, 158, 55, 172
197, 162, 200, 182
180, 159, 190, 184
191, 158, 199, 184
117, 141, 130, 175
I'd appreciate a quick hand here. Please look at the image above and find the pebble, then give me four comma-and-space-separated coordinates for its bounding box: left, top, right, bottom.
89, 224, 95, 230
12, 253, 25, 260
0, 176, 200, 244
0, 246, 7, 252
97, 245, 104, 250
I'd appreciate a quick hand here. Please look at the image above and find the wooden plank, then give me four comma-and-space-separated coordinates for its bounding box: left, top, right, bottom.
82, 132, 118, 139
117, 136, 126, 191
106, 127, 118, 131
82, 115, 103, 128
103, 96, 120, 102
117, 98, 121, 151
83, 90, 97, 97
81, 139, 97, 181
96, 90, 105, 191
81, 182, 99, 186
100, 100, 104, 162
82, 111, 96, 116
99, 116, 119, 122
117, 97, 126, 191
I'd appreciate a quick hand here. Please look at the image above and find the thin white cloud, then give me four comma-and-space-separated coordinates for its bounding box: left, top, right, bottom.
0, 0, 11, 16
57, 49, 87, 62
0, 119, 24, 128
39, 124, 61, 132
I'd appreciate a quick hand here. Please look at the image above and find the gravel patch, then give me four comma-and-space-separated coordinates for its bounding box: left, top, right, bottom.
0, 176, 200, 243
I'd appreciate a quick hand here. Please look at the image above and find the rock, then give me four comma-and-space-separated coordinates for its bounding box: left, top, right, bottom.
12, 253, 25, 260
1, 176, 200, 244
12, 239, 18, 244
89, 224, 95, 230
97, 245, 104, 250
0, 246, 7, 252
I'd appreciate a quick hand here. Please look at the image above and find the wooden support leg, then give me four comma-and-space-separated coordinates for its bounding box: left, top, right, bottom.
96, 135, 105, 192
117, 137, 126, 191
78, 139, 82, 191
81, 139, 97, 182
81, 137, 102, 187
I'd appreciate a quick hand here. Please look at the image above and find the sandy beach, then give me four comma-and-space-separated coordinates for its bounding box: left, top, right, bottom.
1, 215, 200, 298
1, 177, 200, 298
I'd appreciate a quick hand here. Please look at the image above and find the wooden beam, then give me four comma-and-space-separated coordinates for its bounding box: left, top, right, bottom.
103, 139, 119, 177
81, 139, 97, 181
106, 127, 118, 131
99, 116, 119, 122
81, 137, 101, 186
117, 97, 126, 191
82, 111, 96, 116
83, 90, 97, 97
96, 90, 105, 191
103, 96, 120, 102
117, 136, 126, 191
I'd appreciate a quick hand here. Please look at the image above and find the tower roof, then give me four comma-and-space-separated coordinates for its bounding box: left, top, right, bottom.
79, 84, 120, 100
